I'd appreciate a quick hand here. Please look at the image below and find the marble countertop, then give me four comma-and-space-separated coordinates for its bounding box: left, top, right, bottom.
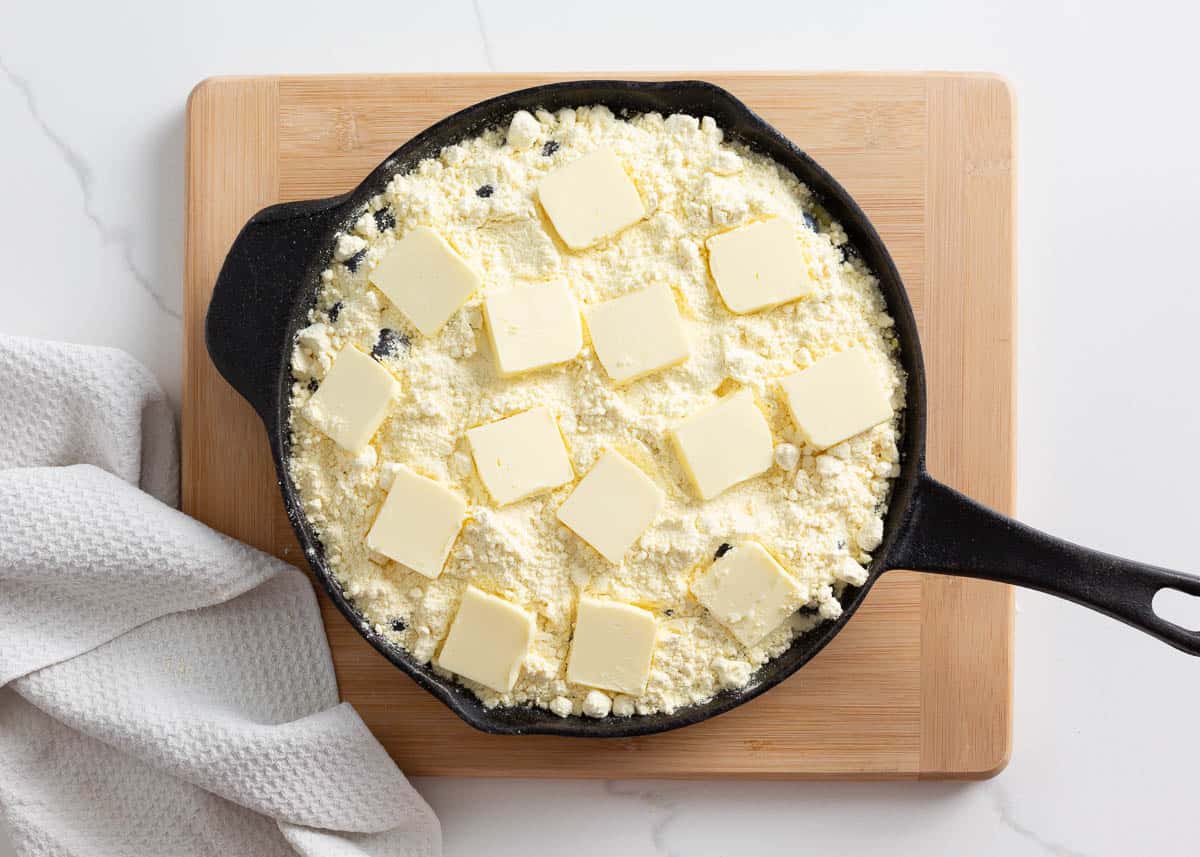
3, 1, 1199, 854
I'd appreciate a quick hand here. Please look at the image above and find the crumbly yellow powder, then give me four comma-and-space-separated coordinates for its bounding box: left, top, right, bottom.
287, 106, 905, 717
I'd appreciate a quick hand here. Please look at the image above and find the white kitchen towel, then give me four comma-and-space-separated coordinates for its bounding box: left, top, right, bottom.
0, 336, 440, 857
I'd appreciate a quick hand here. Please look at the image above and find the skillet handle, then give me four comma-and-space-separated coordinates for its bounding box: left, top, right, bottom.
204, 196, 348, 430
886, 471, 1200, 655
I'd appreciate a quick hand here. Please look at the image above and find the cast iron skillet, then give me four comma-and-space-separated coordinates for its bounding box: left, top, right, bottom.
206, 79, 1200, 737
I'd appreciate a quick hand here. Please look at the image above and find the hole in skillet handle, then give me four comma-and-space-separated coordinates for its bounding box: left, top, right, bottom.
1152, 588, 1200, 633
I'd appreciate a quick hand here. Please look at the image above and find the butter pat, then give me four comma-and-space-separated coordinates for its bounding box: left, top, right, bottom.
567, 596, 657, 695
779, 349, 892, 450
706, 219, 811, 313
691, 541, 808, 647
369, 226, 480, 336
302, 346, 398, 453
670, 389, 773, 500
557, 450, 663, 563
467, 407, 574, 506
483, 281, 583, 376
537, 148, 645, 249
366, 465, 466, 579
585, 284, 690, 384
436, 586, 535, 692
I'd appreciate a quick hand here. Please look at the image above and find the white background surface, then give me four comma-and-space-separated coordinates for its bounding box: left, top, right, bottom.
2, 1, 1199, 854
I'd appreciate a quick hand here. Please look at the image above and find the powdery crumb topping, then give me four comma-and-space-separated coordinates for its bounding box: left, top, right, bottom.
287, 105, 905, 717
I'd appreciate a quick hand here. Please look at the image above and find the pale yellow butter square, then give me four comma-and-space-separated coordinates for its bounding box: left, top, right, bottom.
302, 345, 398, 453
557, 450, 663, 563
366, 465, 466, 579
537, 148, 645, 250
567, 596, 657, 695
467, 407, 574, 506
691, 541, 808, 647
585, 284, 689, 384
670, 389, 773, 500
370, 226, 480, 336
436, 587, 535, 693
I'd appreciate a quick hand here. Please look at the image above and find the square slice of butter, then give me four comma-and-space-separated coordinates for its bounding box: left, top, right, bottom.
670, 389, 773, 500
585, 284, 690, 384
705, 219, 811, 314
369, 226, 480, 337
302, 345, 399, 453
366, 465, 466, 579
691, 541, 808, 647
467, 407, 574, 506
483, 281, 583, 376
557, 450, 664, 563
779, 349, 893, 450
537, 148, 645, 250
567, 596, 657, 695
436, 586, 535, 693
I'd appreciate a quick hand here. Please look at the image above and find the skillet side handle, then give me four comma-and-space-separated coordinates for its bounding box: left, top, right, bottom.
204, 197, 347, 430
887, 471, 1200, 655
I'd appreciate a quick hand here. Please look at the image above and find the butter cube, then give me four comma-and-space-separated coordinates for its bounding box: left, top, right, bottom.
585, 284, 690, 384
467, 407, 574, 506
302, 345, 398, 453
483, 281, 583, 376
691, 541, 808, 647
537, 148, 645, 250
780, 349, 892, 450
567, 596, 657, 695
436, 586, 535, 693
670, 389, 773, 500
366, 465, 466, 579
706, 219, 812, 314
369, 226, 480, 336
557, 450, 664, 563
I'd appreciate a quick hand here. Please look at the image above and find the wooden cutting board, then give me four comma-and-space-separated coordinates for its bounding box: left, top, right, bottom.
183, 72, 1014, 779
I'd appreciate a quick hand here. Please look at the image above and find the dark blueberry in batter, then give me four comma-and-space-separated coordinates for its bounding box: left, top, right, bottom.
307, 378, 319, 392
344, 249, 367, 272
390, 618, 406, 632
664, 609, 675, 617
714, 542, 733, 559
372, 328, 410, 359
476, 184, 494, 198
802, 212, 818, 232
373, 207, 396, 232
327, 301, 343, 322
542, 140, 560, 157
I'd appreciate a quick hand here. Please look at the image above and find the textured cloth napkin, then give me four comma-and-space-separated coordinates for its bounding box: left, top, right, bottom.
0, 336, 440, 857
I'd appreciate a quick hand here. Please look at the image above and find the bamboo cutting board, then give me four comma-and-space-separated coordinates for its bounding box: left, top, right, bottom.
183, 73, 1014, 779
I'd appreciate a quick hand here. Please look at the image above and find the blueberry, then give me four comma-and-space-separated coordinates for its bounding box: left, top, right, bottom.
372, 328, 410, 359
344, 249, 367, 272
476, 184, 494, 198
390, 618, 406, 632
542, 140, 560, 157
327, 301, 343, 322
664, 608, 675, 617
802, 212, 818, 232
373, 208, 396, 232
307, 378, 319, 392
714, 542, 733, 559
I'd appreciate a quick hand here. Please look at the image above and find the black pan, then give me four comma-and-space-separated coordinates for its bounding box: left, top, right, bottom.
206, 79, 1200, 737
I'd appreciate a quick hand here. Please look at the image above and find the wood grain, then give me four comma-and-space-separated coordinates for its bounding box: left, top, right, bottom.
183, 72, 1013, 778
